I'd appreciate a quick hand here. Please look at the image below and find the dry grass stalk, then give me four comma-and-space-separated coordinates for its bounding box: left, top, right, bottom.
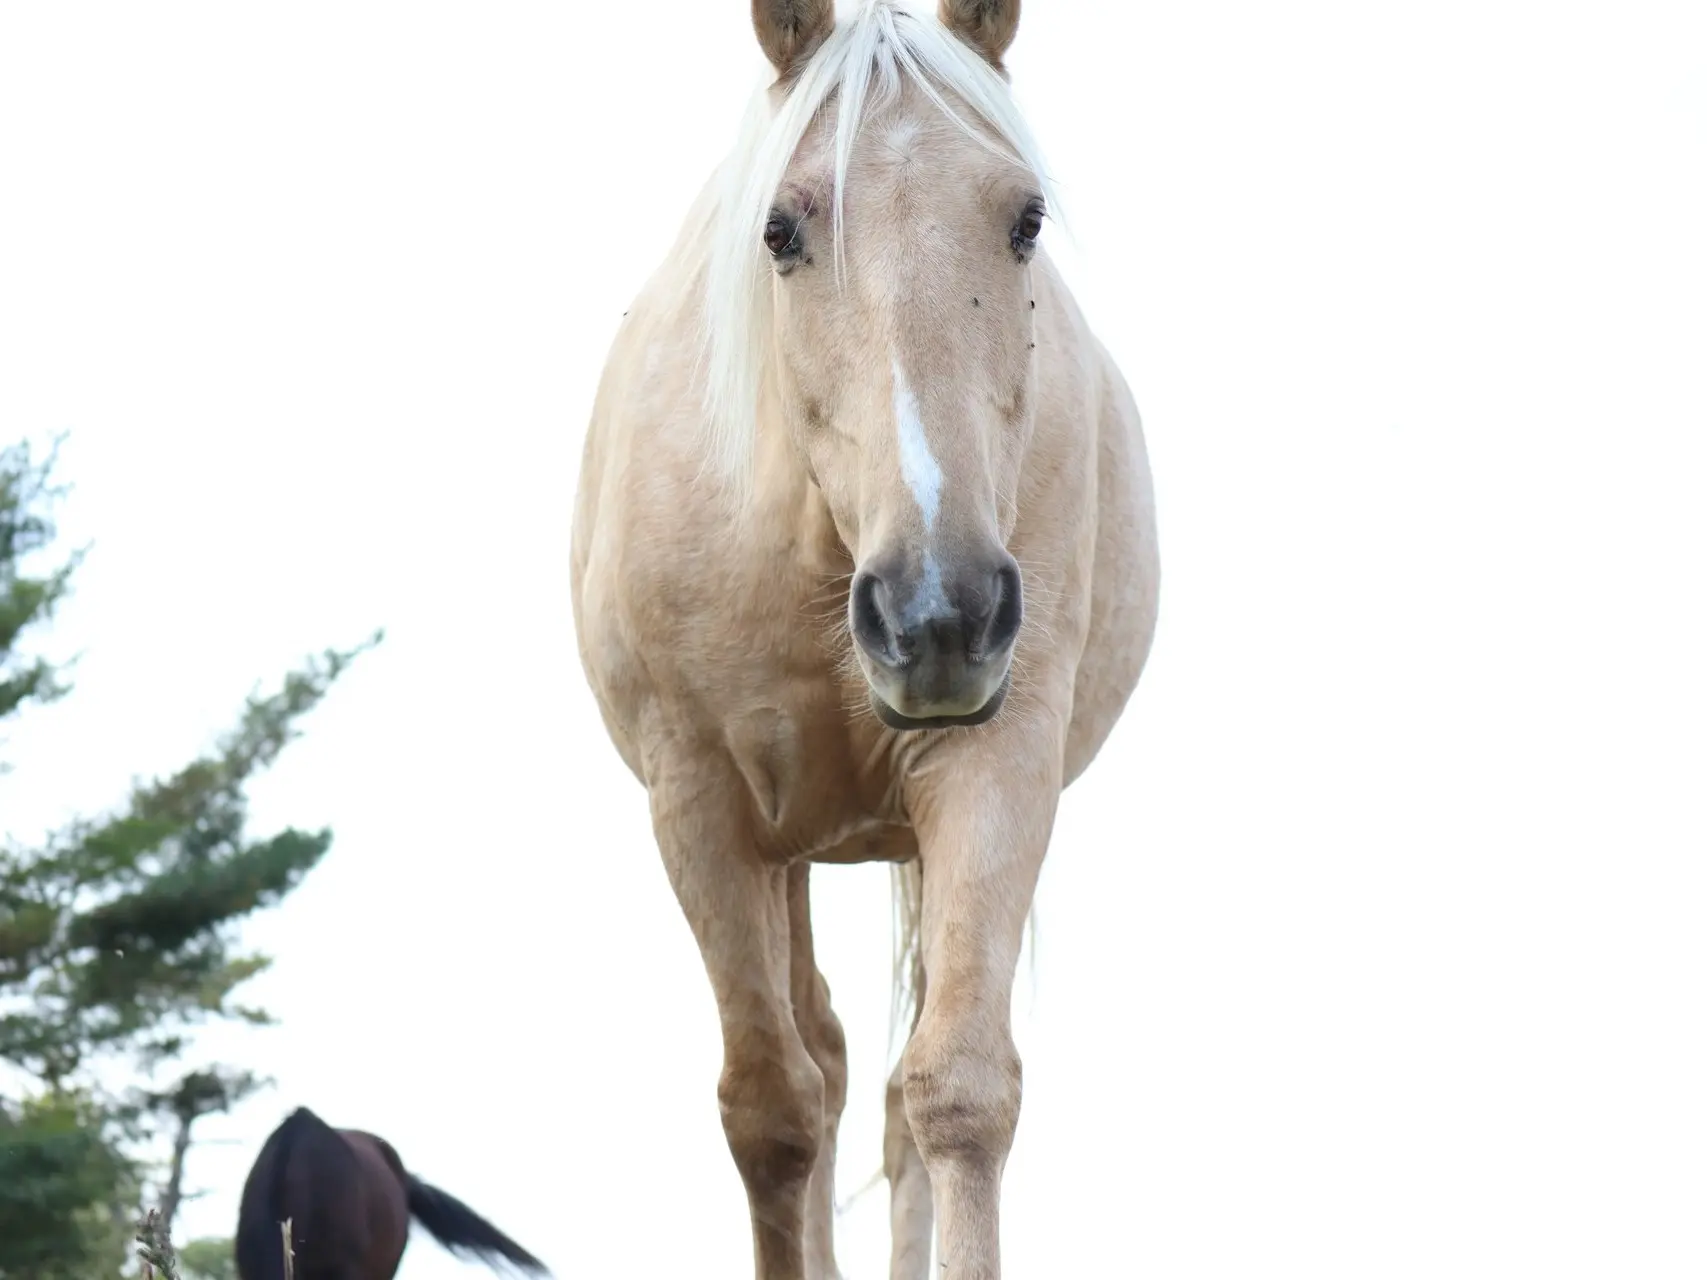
135, 1206, 181, 1280
280, 1217, 295, 1280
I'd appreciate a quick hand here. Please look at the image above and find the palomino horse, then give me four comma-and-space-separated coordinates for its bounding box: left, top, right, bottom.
570, 2, 1159, 1277
234, 1107, 550, 1280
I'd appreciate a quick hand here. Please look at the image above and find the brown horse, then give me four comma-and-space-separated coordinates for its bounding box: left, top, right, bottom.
234, 1106, 550, 1280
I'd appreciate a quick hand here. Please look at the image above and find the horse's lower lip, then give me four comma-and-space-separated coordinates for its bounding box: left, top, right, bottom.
868, 671, 1011, 731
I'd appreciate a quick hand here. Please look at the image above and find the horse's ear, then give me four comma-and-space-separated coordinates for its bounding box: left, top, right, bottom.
939, 0, 1021, 68
752, 0, 835, 78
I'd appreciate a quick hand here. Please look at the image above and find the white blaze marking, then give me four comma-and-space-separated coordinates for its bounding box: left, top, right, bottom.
892, 357, 942, 530
892, 356, 950, 616
918, 552, 948, 616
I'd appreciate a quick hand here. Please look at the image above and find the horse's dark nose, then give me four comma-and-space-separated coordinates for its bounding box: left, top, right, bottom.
850, 554, 1023, 678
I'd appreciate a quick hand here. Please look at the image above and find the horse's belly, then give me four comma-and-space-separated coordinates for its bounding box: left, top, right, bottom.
1062, 377, 1161, 786
793, 813, 919, 865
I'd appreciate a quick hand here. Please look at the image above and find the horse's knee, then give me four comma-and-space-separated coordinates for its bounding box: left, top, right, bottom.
901, 1027, 1022, 1170
718, 1036, 825, 1194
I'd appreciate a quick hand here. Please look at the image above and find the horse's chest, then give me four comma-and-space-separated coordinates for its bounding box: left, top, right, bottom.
720, 698, 916, 866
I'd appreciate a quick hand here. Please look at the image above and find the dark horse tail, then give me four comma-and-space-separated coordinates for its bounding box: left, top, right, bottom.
235, 1106, 344, 1280
405, 1175, 550, 1275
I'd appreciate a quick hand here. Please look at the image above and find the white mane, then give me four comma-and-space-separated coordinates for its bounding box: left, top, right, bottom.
700, 0, 1058, 492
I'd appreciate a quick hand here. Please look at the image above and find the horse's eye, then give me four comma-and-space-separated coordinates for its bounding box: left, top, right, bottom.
764, 211, 802, 262
1012, 199, 1046, 258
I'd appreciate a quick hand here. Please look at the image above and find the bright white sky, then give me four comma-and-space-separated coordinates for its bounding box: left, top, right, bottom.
3, 2, 1705, 1277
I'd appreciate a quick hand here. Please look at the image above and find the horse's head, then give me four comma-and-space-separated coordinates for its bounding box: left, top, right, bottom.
718, 0, 1048, 730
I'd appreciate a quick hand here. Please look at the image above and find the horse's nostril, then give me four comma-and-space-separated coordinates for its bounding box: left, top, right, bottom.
853, 556, 1021, 672
986, 561, 1024, 653
851, 571, 894, 660
960, 579, 996, 627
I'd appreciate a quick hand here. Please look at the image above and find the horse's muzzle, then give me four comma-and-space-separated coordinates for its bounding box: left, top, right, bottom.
849, 553, 1022, 730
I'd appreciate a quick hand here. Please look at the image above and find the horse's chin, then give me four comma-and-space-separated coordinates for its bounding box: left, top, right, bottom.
867, 671, 1012, 732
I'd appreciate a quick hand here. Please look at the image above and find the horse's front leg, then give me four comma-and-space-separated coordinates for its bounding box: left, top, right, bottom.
903, 723, 1064, 1280
650, 755, 825, 1280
